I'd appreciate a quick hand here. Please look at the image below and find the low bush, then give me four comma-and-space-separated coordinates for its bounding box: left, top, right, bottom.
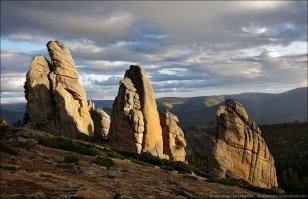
105, 150, 125, 160
0, 142, 18, 156
0, 125, 10, 138
160, 165, 174, 171
10, 139, 32, 151
64, 154, 79, 163
173, 161, 195, 173
118, 151, 196, 173
206, 178, 279, 194
195, 168, 210, 178
162, 160, 195, 174
139, 153, 164, 165
92, 156, 115, 168
130, 159, 153, 167
37, 135, 104, 157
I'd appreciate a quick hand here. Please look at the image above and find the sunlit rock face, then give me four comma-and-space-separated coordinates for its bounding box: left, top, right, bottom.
24, 41, 94, 137
110, 65, 164, 158
159, 110, 186, 162
208, 99, 278, 189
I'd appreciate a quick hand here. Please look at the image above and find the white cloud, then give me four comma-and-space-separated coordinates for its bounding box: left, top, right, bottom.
158, 68, 187, 75
82, 60, 134, 70
242, 25, 267, 36
1, 77, 26, 92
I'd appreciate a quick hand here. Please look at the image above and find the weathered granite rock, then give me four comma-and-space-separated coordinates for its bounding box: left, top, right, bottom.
159, 110, 186, 161
88, 100, 111, 138
208, 99, 278, 189
24, 56, 54, 127
24, 41, 94, 137
110, 65, 164, 158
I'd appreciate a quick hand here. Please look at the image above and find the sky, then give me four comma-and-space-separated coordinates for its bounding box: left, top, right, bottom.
1, 1, 307, 103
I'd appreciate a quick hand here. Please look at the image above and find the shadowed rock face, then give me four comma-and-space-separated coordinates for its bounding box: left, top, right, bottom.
24, 41, 94, 137
159, 111, 186, 161
209, 99, 278, 189
110, 65, 164, 158
88, 101, 110, 139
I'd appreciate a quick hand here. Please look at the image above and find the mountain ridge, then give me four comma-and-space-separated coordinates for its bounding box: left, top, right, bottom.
1, 87, 307, 127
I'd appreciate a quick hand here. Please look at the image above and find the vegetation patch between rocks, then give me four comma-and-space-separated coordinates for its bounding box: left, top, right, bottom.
64, 154, 79, 164
206, 178, 280, 194
0, 142, 18, 156
92, 156, 115, 168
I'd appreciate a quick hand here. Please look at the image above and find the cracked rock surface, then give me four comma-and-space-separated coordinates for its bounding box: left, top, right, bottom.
159, 110, 186, 162
208, 99, 278, 189
110, 65, 164, 158
24, 41, 94, 137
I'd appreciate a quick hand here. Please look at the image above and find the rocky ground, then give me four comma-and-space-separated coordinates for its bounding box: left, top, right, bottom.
0, 128, 261, 199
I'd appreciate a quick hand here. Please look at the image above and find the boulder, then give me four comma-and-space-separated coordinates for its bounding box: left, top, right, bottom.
110, 65, 164, 158
24, 41, 94, 137
159, 110, 186, 161
88, 101, 111, 138
208, 99, 278, 189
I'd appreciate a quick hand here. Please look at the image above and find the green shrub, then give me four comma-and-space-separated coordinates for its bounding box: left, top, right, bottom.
118, 151, 197, 173
130, 159, 153, 167
37, 135, 105, 156
92, 156, 115, 168
160, 165, 174, 171
64, 154, 79, 163
206, 178, 279, 194
173, 161, 195, 173
139, 153, 164, 166
195, 168, 210, 178
106, 150, 125, 160
118, 151, 163, 165
11, 139, 31, 151
0, 142, 18, 156
0, 125, 10, 137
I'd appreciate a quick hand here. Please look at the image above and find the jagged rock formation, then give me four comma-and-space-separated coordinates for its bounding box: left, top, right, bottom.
24, 41, 94, 137
88, 101, 110, 139
159, 110, 186, 161
110, 65, 164, 158
208, 99, 278, 189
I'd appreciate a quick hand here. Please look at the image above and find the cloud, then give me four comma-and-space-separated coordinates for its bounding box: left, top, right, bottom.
0, 76, 25, 92
242, 25, 267, 36
0, 1, 307, 103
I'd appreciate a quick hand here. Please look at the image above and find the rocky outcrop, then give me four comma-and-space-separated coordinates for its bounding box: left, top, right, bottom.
24, 41, 94, 137
209, 99, 278, 189
110, 65, 164, 158
88, 101, 110, 139
159, 110, 186, 161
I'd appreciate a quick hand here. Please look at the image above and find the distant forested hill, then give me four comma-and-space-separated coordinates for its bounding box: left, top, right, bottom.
0, 87, 307, 126
156, 87, 307, 127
